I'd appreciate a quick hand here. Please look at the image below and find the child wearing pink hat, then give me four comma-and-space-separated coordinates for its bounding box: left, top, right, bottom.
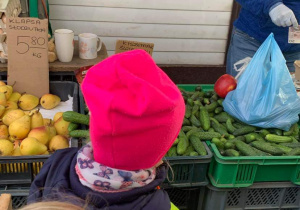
28, 50, 185, 210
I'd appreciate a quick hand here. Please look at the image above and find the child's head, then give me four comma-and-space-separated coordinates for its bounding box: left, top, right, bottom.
20, 201, 84, 210
81, 50, 185, 171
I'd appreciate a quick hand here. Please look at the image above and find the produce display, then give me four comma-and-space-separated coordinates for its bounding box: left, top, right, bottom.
166, 84, 300, 158
0, 81, 71, 156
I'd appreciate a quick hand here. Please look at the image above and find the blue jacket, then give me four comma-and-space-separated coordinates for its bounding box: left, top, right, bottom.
234, 0, 300, 52
28, 148, 171, 210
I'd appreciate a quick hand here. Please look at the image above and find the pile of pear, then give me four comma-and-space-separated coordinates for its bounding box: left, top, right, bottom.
0, 81, 70, 156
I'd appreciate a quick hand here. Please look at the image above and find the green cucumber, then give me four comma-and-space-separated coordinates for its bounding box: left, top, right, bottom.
190, 135, 207, 156
190, 151, 199, 156
68, 122, 79, 132
272, 144, 292, 154
63, 111, 90, 125
214, 107, 223, 114
244, 133, 256, 143
191, 131, 222, 140
210, 117, 229, 137
226, 118, 236, 134
187, 98, 194, 106
177, 137, 189, 155
224, 142, 235, 150
251, 147, 272, 156
69, 130, 90, 138
251, 141, 284, 155
183, 118, 191, 126
227, 136, 245, 144
185, 105, 192, 118
195, 86, 202, 91
212, 138, 225, 150
192, 104, 200, 115
259, 129, 270, 138
233, 126, 256, 136
190, 115, 201, 127
265, 134, 292, 143
225, 149, 240, 157
287, 148, 300, 156
214, 112, 233, 123
235, 141, 258, 156
283, 124, 298, 136
205, 101, 219, 113
167, 147, 177, 157
217, 99, 224, 106
181, 126, 194, 132
280, 142, 300, 148
183, 145, 195, 156
173, 138, 179, 146
199, 107, 210, 131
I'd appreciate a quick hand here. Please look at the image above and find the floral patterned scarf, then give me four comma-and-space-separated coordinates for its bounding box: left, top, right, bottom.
75, 143, 156, 193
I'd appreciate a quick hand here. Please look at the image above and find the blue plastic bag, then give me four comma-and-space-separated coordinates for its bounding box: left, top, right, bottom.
223, 33, 300, 131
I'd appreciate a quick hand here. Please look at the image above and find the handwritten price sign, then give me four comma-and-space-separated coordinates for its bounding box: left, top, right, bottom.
7, 17, 49, 97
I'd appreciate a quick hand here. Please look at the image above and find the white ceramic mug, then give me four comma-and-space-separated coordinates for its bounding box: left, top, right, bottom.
79, 33, 102, 59
54, 29, 74, 62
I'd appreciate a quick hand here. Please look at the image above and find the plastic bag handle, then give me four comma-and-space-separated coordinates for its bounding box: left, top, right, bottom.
234, 57, 252, 80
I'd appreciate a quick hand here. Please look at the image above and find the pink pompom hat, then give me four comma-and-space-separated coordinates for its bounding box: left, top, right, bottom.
81, 50, 185, 171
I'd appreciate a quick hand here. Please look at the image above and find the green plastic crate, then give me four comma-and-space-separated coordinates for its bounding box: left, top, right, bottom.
177, 84, 214, 92
208, 143, 300, 188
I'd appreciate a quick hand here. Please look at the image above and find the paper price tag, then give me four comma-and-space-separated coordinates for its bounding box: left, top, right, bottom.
288, 27, 300, 44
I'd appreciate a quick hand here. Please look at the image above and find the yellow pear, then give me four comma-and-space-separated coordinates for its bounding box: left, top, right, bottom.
28, 126, 50, 145
40, 94, 61, 110
41, 150, 49, 155
0, 139, 14, 156
54, 116, 70, 137
49, 135, 69, 151
8, 92, 21, 103
0, 85, 12, 99
0, 104, 5, 117
9, 114, 32, 140
0, 125, 8, 139
43, 118, 52, 126
0, 81, 6, 86
53, 112, 63, 122
2, 109, 24, 126
0, 92, 6, 106
30, 109, 44, 129
18, 94, 39, 111
20, 137, 47, 156
12, 146, 22, 156
5, 101, 18, 110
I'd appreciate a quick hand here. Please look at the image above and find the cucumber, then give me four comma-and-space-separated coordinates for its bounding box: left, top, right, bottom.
252, 133, 265, 142
227, 136, 246, 144
235, 141, 258, 156
280, 142, 300, 148
187, 98, 194, 106
214, 107, 223, 114
226, 119, 236, 134
173, 138, 179, 146
63, 111, 90, 125
251, 141, 284, 155
191, 92, 201, 100
190, 151, 199, 156
199, 107, 210, 131
214, 112, 233, 123
287, 148, 300, 156
210, 94, 219, 101
192, 104, 200, 115
68, 122, 79, 132
186, 128, 200, 139
252, 147, 272, 156
208, 128, 215, 132
245, 133, 256, 143
183, 145, 195, 156
185, 105, 192, 119
228, 135, 235, 140
233, 123, 244, 129
191, 131, 222, 140
283, 124, 298, 136
69, 130, 89, 138
225, 149, 240, 157
224, 142, 235, 150
183, 118, 191, 126
212, 138, 225, 150
178, 130, 186, 138
265, 134, 292, 143
181, 126, 195, 132
203, 98, 210, 105
190, 135, 207, 156
269, 128, 283, 136
220, 137, 227, 143
205, 101, 219, 113
259, 129, 270, 138
233, 126, 256, 136
209, 112, 215, 117
190, 115, 201, 127
291, 136, 298, 143
177, 137, 189, 155
272, 144, 292, 154
167, 147, 177, 157
195, 86, 202, 91
210, 117, 229, 137
204, 91, 213, 98
217, 99, 224, 106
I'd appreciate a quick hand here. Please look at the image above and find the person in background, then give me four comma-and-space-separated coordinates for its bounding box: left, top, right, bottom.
27, 49, 185, 210
227, 0, 300, 76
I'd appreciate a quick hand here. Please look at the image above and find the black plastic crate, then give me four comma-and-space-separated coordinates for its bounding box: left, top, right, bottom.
200, 182, 300, 210
0, 81, 79, 186
163, 182, 207, 210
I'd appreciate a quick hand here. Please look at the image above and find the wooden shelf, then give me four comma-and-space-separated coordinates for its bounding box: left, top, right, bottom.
0, 42, 109, 72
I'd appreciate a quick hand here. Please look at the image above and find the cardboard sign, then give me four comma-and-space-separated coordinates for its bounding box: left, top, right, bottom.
115, 40, 154, 55
294, 60, 300, 81
7, 18, 49, 97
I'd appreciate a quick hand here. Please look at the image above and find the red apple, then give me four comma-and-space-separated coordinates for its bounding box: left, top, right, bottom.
214, 74, 237, 98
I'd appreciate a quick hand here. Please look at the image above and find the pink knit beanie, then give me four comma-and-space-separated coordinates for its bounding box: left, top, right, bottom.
81, 50, 185, 171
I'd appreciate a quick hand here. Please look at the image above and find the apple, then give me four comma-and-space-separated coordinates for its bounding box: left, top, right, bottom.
214, 74, 237, 98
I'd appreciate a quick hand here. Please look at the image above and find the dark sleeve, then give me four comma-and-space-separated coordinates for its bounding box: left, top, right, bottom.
27, 154, 55, 204
236, 0, 282, 16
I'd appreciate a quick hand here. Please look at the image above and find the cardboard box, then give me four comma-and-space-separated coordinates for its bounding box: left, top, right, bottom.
294, 60, 300, 81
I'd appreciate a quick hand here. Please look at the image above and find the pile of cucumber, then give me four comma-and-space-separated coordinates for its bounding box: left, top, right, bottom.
166, 85, 300, 157
63, 111, 90, 138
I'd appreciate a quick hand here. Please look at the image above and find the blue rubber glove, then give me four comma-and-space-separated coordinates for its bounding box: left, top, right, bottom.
269, 3, 298, 28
